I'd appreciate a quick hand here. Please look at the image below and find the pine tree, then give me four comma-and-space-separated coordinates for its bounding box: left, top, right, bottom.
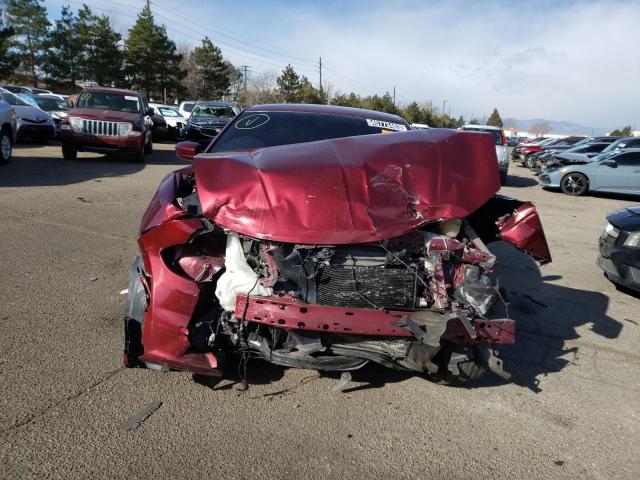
404, 101, 422, 124
70, 6, 123, 87
189, 37, 231, 99
331, 92, 361, 108
4, 0, 50, 85
125, 5, 184, 100
276, 64, 300, 103
487, 108, 503, 127
43, 6, 82, 88
0, 11, 17, 79
298, 76, 325, 104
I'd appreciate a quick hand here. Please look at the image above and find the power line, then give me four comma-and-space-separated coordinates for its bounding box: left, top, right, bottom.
151, 0, 317, 66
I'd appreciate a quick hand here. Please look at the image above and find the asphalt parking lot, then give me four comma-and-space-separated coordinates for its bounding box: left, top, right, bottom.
1, 142, 639, 479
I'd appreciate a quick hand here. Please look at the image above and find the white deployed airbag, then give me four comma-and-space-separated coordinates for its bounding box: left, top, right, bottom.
215, 234, 272, 311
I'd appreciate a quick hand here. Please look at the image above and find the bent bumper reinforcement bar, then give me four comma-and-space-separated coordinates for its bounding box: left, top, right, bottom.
234, 294, 515, 345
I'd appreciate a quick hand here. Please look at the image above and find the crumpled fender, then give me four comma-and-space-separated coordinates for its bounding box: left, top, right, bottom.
497, 202, 551, 263
139, 166, 194, 234
466, 195, 552, 263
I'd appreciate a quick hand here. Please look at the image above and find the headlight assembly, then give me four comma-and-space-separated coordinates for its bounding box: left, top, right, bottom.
118, 122, 133, 136
623, 231, 640, 247
604, 222, 620, 239
68, 117, 83, 133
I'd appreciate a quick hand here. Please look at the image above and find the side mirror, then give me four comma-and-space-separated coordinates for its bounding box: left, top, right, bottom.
601, 160, 617, 167
147, 107, 155, 116
176, 141, 203, 162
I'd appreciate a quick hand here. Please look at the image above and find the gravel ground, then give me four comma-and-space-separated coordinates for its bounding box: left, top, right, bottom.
1, 142, 638, 479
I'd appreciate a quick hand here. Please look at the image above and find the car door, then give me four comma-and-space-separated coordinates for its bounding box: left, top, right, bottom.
594, 152, 640, 193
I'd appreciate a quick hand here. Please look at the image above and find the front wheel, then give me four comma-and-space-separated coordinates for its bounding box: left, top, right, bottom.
144, 132, 153, 154
61, 142, 77, 160
124, 256, 148, 368
525, 155, 537, 169
560, 172, 588, 196
0, 130, 12, 164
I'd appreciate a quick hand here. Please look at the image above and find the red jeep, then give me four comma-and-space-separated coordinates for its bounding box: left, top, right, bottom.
60, 87, 154, 162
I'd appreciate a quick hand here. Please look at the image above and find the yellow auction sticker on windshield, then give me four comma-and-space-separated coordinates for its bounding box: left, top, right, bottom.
366, 119, 407, 131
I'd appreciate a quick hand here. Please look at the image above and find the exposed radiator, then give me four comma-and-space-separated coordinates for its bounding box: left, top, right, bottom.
316, 265, 418, 309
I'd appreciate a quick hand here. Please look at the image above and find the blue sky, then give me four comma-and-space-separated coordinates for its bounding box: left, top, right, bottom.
43, 0, 640, 130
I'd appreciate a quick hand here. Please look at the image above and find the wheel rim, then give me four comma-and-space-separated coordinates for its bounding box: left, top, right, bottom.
564, 174, 585, 194
1, 135, 11, 159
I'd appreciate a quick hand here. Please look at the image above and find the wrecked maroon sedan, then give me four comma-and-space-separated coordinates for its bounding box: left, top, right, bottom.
124, 104, 551, 385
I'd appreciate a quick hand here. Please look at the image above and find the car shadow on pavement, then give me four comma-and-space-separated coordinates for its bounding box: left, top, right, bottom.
505, 174, 538, 188
0, 144, 187, 187
478, 242, 623, 393
195, 242, 623, 395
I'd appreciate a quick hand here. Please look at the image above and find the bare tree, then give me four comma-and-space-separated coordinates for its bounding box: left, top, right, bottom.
245, 70, 280, 104
503, 118, 518, 133
531, 121, 551, 136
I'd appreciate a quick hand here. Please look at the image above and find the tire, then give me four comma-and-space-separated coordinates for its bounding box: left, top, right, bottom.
0, 129, 12, 164
144, 132, 153, 154
130, 139, 146, 163
61, 142, 77, 160
560, 172, 588, 196
124, 256, 148, 368
525, 155, 537, 169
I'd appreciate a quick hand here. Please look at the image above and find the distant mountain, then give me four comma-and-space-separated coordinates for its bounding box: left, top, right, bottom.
504, 118, 606, 136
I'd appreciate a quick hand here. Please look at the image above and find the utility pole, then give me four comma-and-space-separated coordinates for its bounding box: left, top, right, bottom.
318, 57, 323, 99
393, 86, 396, 107
442, 100, 447, 127
240, 65, 249, 99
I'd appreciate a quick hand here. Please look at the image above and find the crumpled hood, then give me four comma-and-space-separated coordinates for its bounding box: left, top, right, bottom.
190, 116, 231, 126
194, 129, 500, 244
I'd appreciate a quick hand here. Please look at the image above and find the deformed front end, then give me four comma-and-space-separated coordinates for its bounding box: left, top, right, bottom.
125, 125, 551, 386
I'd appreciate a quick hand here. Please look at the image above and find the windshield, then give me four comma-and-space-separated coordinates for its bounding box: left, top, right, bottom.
569, 137, 593, 149
76, 92, 141, 113
602, 137, 632, 153
593, 150, 622, 162
211, 111, 407, 153
35, 97, 68, 111
0, 90, 30, 106
158, 107, 180, 117
192, 105, 237, 119
461, 127, 503, 145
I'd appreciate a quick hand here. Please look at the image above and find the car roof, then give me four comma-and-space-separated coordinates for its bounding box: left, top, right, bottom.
462, 124, 502, 130
245, 103, 407, 123
82, 86, 141, 96
196, 101, 237, 107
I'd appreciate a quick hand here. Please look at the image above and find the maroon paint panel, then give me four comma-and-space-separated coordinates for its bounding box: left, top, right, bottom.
194, 129, 500, 244
499, 203, 552, 263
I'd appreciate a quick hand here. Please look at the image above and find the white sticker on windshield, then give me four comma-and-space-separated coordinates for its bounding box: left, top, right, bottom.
366, 119, 407, 131
235, 113, 270, 130
125, 95, 138, 101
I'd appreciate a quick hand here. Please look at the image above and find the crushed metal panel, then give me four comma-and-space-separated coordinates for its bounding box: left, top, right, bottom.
193, 129, 500, 244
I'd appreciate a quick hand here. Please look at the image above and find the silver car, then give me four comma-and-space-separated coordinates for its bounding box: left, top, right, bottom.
539, 148, 640, 196
0, 88, 55, 143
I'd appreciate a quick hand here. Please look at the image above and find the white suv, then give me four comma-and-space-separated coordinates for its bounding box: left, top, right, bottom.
460, 124, 509, 185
